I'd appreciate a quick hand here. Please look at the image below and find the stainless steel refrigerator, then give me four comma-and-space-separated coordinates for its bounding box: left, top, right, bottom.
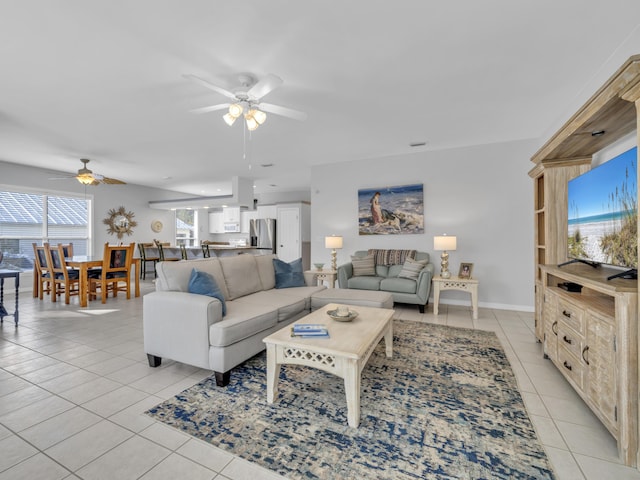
250, 218, 277, 254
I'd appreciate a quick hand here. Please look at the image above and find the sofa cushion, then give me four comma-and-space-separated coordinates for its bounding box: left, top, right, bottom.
240, 290, 307, 322
352, 254, 375, 276
347, 275, 383, 290
388, 264, 404, 277
255, 254, 277, 290
188, 268, 226, 316
209, 301, 278, 347
220, 255, 263, 300
380, 277, 418, 294
368, 249, 416, 266
398, 258, 429, 279
156, 258, 229, 299
273, 258, 305, 288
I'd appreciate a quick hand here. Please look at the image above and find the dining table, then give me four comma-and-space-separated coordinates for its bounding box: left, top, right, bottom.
65, 256, 141, 308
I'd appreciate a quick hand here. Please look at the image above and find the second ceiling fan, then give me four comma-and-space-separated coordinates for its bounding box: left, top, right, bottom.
183, 72, 307, 130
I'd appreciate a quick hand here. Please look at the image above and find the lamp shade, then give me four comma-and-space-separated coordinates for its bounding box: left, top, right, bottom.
325, 235, 343, 249
223, 113, 237, 126
228, 103, 243, 118
434, 235, 457, 251
252, 109, 267, 125
245, 114, 259, 131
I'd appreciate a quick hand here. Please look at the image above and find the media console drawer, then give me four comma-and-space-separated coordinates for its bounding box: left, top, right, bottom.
556, 297, 585, 334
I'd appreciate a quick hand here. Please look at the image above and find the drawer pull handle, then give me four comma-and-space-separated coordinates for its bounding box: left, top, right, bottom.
563, 361, 572, 371
562, 310, 572, 318
582, 346, 590, 365
552, 321, 558, 336
563, 335, 573, 345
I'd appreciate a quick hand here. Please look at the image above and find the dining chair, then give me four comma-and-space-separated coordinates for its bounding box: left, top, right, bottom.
180, 245, 204, 260
45, 243, 80, 304
154, 240, 180, 262
89, 243, 135, 304
201, 241, 228, 258
58, 242, 74, 258
138, 243, 159, 279
32, 243, 53, 299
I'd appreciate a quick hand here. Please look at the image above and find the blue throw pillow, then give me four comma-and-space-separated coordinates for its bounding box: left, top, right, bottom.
188, 268, 226, 316
273, 258, 305, 289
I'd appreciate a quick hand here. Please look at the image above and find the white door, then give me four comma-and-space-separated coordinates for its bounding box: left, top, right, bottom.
277, 207, 300, 263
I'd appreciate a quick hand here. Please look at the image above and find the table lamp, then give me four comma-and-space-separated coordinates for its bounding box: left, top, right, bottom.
325, 235, 343, 271
433, 234, 457, 279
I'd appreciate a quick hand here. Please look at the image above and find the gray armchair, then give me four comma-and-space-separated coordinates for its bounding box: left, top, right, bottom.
337, 250, 435, 312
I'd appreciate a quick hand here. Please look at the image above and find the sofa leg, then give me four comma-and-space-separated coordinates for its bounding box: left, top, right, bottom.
147, 354, 162, 367
419, 304, 425, 314
215, 370, 231, 387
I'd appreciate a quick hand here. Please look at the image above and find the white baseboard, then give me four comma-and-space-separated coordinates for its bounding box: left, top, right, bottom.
431, 297, 534, 313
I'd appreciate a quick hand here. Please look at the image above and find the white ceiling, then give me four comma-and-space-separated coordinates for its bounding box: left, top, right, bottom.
1, 1, 639, 196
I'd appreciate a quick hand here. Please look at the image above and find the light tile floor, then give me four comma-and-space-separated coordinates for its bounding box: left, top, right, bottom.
1, 281, 640, 479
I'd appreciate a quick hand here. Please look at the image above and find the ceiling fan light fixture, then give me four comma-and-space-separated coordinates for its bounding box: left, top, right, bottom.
223, 113, 237, 126
228, 103, 243, 118
252, 108, 266, 125
76, 173, 95, 185
245, 114, 259, 131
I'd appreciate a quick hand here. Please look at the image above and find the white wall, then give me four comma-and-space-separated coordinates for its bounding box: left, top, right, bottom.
310, 139, 539, 311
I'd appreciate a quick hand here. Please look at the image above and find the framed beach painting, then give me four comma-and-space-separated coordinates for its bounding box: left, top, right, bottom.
358, 183, 424, 235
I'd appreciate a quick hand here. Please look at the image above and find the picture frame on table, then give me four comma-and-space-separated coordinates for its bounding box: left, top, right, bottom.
458, 263, 473, 279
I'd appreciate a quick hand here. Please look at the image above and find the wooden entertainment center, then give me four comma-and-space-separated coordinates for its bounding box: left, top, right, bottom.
529, 54, 640, 467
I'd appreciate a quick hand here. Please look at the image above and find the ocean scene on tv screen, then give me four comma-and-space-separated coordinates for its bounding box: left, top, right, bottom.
568, 146, 637, 268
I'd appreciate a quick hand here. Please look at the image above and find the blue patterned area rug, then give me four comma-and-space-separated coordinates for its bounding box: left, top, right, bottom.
146, 321, 555, 479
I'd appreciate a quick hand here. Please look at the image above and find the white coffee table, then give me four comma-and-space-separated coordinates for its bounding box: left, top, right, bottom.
263, 303, 394, 428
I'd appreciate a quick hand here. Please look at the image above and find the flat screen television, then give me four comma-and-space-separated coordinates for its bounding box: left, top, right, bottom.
566, 146, 637, 280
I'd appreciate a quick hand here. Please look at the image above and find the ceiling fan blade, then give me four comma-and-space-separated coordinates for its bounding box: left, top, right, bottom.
101, 177, 126, 185
259, 103, 307, 121
189, 103, 231, 114
183, 74, 237, 100
248, 74, 283, 100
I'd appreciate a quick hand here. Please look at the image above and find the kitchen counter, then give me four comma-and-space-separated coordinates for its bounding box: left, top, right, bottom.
199, 246, 273, 257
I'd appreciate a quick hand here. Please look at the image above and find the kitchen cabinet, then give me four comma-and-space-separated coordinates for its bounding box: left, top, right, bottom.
257, 205, 277, 219
208, 212, 224, 234
223, 207, 240, 224
241, 210, 257, 233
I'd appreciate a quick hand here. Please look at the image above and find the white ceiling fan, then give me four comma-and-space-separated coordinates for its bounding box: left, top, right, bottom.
183, 73, 307, 130
49, 158, 126, 185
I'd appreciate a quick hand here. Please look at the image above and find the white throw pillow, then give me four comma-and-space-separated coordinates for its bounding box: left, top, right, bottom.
398, 258, 428, 279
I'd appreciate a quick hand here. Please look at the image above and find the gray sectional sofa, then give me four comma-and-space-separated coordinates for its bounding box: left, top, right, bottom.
143, 254, 326, 386
337, 249, 435, 312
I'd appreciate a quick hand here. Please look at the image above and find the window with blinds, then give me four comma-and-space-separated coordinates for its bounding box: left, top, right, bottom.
0, 190, 91, 271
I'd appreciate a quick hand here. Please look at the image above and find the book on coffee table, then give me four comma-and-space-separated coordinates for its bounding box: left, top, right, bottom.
291, 324, 329, 337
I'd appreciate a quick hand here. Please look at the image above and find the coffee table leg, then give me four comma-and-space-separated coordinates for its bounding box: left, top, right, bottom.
344, 359, 361, 427
384, 323, 393, 358
266, 344, 280, 404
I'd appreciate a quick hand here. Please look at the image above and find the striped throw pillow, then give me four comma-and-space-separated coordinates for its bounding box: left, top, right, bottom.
368, 249, 417, 266
352, 255, 376, 276
398, 257, 428, 279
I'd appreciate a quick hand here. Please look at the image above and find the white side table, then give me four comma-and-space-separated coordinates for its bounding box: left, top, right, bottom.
306, 269, 337, 288
432, 275, 479, 320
